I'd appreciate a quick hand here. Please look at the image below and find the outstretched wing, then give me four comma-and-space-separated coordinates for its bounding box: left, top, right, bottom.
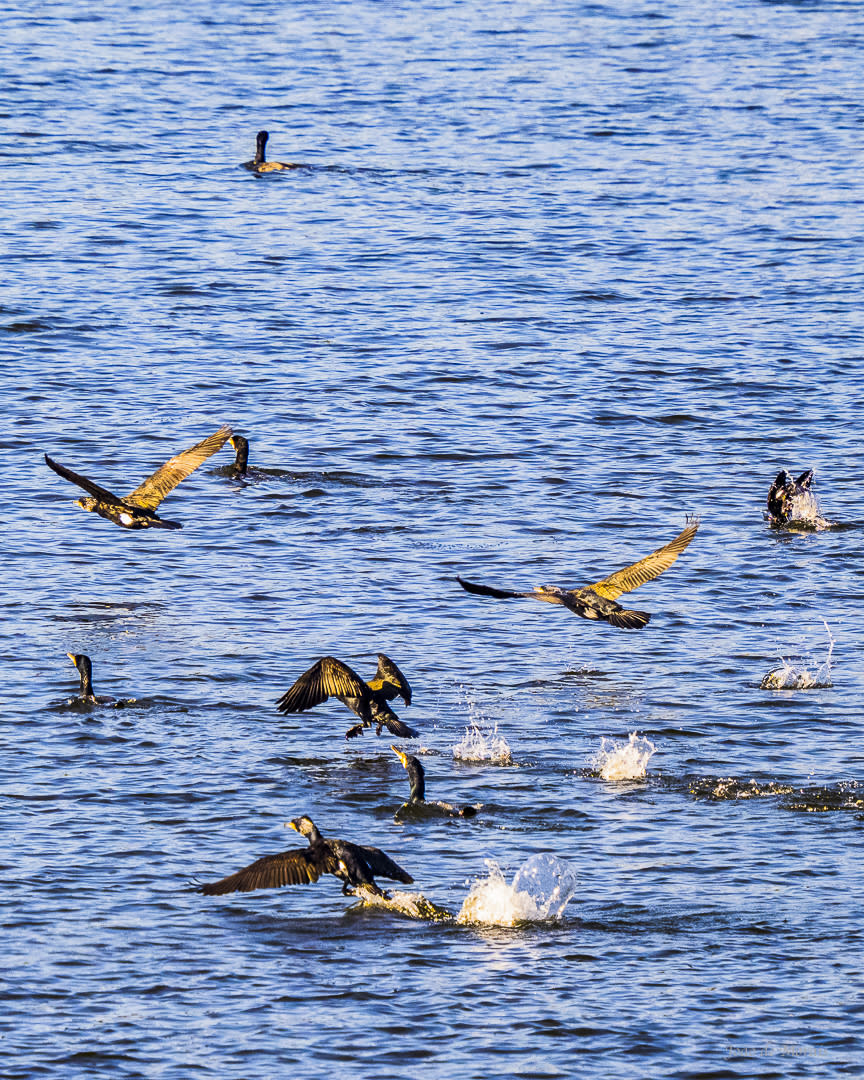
44, 455, 125, 506
351, 843, 414, 884
276, 656, 372, 722
125, 424, 232, 510
371, 653, 412, 705
456, 576, 534, 601
589, 518, 699, 601
197, 847, 329, 895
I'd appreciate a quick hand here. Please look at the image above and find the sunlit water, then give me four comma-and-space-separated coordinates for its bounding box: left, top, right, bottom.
4, 0, 864, 1077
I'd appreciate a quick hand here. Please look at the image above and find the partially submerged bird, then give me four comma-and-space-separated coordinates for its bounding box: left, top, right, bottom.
457, 517, 699, 629
391, 745, 477, 820
67, 653, 114, 704
228, 434, 249, 477
243, 130, 301, 173
276, 654, 418, 739
197, 815, 414, 898
766, 469, 829, 529
44, 424, 232, 529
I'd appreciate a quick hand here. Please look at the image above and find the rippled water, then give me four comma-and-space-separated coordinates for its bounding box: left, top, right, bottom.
4, 1, 864, 1076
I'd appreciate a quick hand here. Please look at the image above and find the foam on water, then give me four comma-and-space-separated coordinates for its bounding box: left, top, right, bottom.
354, 887, 454, 921
760, 622, 835, 690
457, 854, 577, 926
589, 732, 656, 781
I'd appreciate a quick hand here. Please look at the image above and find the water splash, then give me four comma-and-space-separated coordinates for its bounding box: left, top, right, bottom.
354, 886, 454, 921
457, 854, 577, 926
760, 621, 834, 689
689, 776, 863, 812
589, 732, 656, 780
452, 693, 513, 764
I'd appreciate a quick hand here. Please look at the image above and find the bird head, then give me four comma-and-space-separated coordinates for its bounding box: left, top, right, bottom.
391, 745, 410, 769
76, 497, 98, 513
67, 652, 91, 677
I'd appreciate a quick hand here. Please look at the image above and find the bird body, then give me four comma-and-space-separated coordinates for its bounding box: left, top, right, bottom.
457, 517, 699, 629
276, 654, 418, 739
243, 130, 300, 173
67, 653, 114, 704
391, 746, 477, 819
766, 469, 828, 529
45, 425, 232, 529
197, 816, 414, 898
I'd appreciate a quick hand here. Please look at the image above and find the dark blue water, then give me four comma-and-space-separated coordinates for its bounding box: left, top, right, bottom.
4, 1, 864, 1076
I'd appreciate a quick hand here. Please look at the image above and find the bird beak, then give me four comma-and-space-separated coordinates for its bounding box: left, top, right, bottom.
287, 820, 299, 833
390, 744, 408, 767
66, 652, 75, 663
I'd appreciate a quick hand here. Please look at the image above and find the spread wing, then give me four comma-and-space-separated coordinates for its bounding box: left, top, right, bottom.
275, 656, 372, 722
589, 518, 699, 601
371, 653, 412, 705
197, 847, 330, 895
125, 424, 232, 510
456, 576, 534, 601
351, 843, 414, 884
44, 455, 125, 506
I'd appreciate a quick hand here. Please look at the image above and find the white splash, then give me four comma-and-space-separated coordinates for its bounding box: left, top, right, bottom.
589, 732, 656, 781
453, 718, 512, 765
761, 621, 835, 690
457, 854, 577, 926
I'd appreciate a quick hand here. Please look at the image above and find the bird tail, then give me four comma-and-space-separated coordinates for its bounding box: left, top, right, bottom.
153, 518, 183, 530
608, 608, 651, 629
383, 716, 419, 739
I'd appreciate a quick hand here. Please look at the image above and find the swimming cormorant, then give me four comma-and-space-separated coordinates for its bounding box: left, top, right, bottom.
67, 653, 114, 704
457, 517, 699, 629
243, 130, 300, 172
197, 816, 414, 898
276, 654, 418, 739
229, 434, 249, 477
391, 745, 477, 819
44, 424, 232, 529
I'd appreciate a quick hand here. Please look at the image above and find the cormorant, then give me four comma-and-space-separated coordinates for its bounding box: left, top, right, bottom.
44, 424, 232, 529
197, 816, 414, 898
229, 434, 249, 477
276, 654, 418, 739
243, 130, 301, 172
391, 745, 477, 819
67, 653, 114, 704
457, 517, 699, 629
766, 469, 827, 528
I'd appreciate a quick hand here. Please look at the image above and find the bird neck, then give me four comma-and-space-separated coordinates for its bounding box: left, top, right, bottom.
232, 438, 248, 475
304, 823, 323, 845
407, 759, 426, 802
255, 132, 268, 165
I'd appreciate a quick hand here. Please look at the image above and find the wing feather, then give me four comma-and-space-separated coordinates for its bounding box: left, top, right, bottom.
351, 843, 414, 884
125, 424, 232, 510
44, 455, 125, 506
276, 657, 372, 718
371, 653, 412, 705
197, 848, 323, 895
589, 518, 699, 600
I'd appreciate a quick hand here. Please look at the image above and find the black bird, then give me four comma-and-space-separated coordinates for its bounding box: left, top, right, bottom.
44, 424, 232, 529
766, 469, 827, 528
457, 517, 699, 630
197, 816, 414, 898
391, 745, 477, 820
229, 434, 249, 477
67, 653, 114, 704
276, 654, 418, 740
243, 130, 301, 173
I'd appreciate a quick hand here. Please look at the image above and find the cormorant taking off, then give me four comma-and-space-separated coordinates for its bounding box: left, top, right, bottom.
766, 469, 826, 528
197, 816, 414, 898
391, 745, 477, 819
243, 131, 300, 172
457, 517, 699, 629
45, 425, 232, 529
67, 653, 114, 704
276, 654, 418, 740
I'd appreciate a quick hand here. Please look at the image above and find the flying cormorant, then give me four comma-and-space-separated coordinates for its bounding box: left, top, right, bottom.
197, 816, 414, 898
243, 131, 301, 172
456, 517, 699, 629
391, 745, 477, 819
67, 653, 114, 704
44, 424, 232, 529
276, 654, 418, 739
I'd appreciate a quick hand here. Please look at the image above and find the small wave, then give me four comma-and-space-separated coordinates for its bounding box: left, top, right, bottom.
589, 732, 656, 781
457, 854, 577, 927
760, 621, 834, 689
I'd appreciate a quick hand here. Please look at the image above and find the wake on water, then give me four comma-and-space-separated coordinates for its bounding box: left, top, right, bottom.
760, 621, 835, 690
